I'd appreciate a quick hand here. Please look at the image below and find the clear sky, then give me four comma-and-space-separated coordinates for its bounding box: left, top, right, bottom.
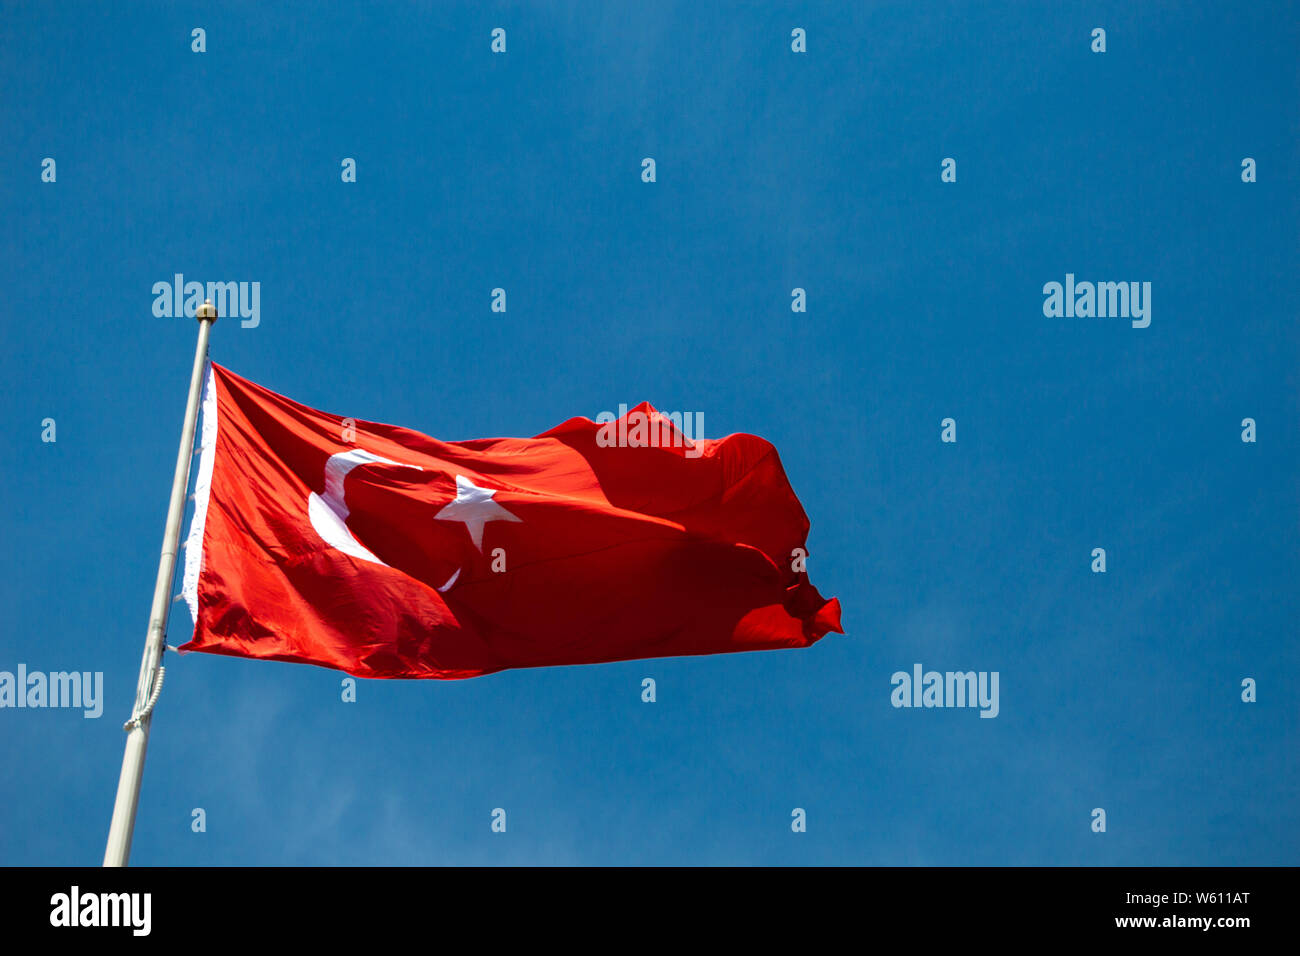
1, 1, 1296, 865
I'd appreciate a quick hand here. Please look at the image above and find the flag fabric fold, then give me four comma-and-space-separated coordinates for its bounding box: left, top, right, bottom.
180, 363, 842, 679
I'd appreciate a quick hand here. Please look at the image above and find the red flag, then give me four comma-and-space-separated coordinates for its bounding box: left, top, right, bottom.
180, 363, 841, 679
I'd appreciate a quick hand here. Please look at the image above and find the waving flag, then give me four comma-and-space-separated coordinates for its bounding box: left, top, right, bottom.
180, 363, 841, 679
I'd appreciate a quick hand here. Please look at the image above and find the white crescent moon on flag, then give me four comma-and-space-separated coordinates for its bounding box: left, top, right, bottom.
308, 449, 419, 566
307, 451, 497, 594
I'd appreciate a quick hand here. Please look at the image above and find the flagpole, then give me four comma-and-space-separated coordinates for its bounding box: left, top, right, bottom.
103, 299, 217, 867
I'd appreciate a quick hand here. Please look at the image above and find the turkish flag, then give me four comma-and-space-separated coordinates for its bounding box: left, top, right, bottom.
179, 363, 841, 679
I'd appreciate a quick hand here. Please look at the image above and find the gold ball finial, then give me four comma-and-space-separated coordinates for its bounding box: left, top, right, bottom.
196, 299, 218, 322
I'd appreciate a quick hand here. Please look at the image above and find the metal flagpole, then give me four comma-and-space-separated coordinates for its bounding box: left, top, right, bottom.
103, 299, 218, 867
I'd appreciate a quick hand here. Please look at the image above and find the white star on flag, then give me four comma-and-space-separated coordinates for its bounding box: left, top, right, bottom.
434, 474, 521, 551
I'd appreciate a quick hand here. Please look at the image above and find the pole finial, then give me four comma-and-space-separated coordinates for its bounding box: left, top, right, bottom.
196, 299, 218, 322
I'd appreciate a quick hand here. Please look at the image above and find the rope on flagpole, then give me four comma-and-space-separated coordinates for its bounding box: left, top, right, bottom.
123, 665, 165, 732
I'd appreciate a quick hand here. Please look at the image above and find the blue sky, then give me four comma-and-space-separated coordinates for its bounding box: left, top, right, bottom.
1, 1, 1296, 865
